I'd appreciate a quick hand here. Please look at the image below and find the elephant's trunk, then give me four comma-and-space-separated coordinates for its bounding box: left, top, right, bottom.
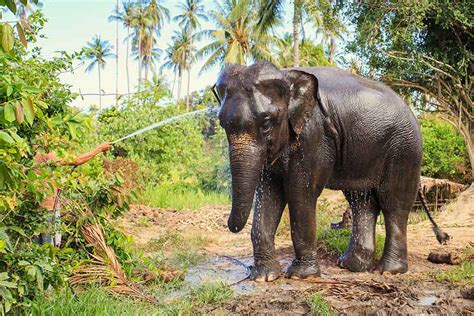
227, 133, 264, 233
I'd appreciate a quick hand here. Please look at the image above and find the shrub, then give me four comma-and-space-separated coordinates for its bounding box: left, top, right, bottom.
95, 85, 231, 206
420, 117, 471, 183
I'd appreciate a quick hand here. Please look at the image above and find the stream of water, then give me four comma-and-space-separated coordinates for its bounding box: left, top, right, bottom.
112, 107, 214, 144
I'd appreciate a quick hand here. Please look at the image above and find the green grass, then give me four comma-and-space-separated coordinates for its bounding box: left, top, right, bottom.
29, 287, 163, 316
190, 282, 233, 305
317, 228, 385, 259
140, 185, 229, 210
433, 247, 474, 285
29, 282, 233, 315
434, 261, 474, 285
307, 292, 334, 316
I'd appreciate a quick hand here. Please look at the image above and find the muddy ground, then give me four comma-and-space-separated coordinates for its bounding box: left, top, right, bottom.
120, 188, 474, 315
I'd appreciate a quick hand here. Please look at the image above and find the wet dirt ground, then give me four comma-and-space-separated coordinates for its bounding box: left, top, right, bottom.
120, 189, 474, 315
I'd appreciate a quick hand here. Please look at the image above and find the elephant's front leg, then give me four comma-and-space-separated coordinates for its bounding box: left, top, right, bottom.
286, 185, 321, 279
250, 170, 286, 282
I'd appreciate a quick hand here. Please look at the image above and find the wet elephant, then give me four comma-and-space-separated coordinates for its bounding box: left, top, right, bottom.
213, 62, 448, 282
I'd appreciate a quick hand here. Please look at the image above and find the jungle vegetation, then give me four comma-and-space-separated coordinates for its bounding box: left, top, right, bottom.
0, 0, 471, 313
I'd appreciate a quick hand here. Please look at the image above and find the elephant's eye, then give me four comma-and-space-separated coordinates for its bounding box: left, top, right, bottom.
262, 117, 272, 134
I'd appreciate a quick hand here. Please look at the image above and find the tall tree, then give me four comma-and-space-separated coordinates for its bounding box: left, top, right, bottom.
170, 29, 193, 102
273, 33, 331, 68
130, 0, 169, 90
256, 0, 305, 67
173, 0, 208, 109
161, 40, 182, 99
83, 35, 115, 110
196, 0, 272, 72
306, 0, 345, 64
345, 0, 473, 178
108, 0, 135, 95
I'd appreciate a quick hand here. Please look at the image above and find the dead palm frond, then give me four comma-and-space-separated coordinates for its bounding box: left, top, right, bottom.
69, 213, 150, 300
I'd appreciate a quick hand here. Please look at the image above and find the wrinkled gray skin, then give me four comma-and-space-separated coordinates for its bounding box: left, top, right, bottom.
215, 62, 423, 282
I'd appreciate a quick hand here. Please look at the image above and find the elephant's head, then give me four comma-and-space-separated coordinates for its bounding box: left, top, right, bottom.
214, 62, 319, 233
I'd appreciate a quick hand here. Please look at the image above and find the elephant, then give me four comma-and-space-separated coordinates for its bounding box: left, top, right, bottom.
213, 62, 449, 282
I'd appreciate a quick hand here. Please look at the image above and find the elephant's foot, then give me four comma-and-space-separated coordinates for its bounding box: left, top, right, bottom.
338, 248, 374, 272
249, 260, 281, 282
375, 257, 407, 275
285, 258, 321, 280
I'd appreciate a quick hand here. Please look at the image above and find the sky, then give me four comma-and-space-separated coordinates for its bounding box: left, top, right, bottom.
23, 0, 296, 109
32, 0, 214, 108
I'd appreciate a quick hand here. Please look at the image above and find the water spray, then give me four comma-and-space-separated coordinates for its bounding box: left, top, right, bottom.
111, 107, 215, 144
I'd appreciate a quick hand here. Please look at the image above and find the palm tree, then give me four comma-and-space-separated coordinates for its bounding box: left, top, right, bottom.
170, 29, 193, 102
196, 0, 272, 72
108, 0, 135, 95
83, 35, 115, 110
257, 0, 305, 67
273, 33, 294, 68
305, 0, 345, 64
173, 0, 207, 109
161, 40, 181, 99
130, 0, 169, 90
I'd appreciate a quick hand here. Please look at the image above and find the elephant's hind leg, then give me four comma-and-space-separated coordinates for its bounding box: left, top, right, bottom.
339, 190, 380, 272
375, 160, 419, 274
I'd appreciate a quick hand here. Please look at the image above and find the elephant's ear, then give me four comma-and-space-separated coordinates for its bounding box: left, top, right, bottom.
286, 69, 320, 135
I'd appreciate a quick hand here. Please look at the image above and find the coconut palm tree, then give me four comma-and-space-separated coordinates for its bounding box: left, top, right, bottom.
108, 0, 135, 95
273, 33, 294, 68
170, 29, 193, 102
130, 0, 169, 90
196, 0, 272, 73
173, 0, 207, 109
83, 35, 115, 110
256, 0, 305, 67
161, 40, 181, 99
305, 0, 345, 64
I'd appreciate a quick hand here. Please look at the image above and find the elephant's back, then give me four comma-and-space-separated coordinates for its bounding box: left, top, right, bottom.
292, 67, 423, 188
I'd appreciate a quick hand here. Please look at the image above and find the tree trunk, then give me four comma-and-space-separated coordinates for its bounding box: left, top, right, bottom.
138, 34, 142, 92
115, 0, 119, 106
144, 61, 149, 83
172, 71, 176, 99
186, 68, 191, 110
329, 35, 336, 64
177, 70, 182, 101
185, 41, 192, 110
293, 0, 301, 67
126, 27, 130, 95
98, 66, 102, 111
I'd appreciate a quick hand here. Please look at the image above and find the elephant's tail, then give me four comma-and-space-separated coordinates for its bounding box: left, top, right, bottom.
417, 186, 450, 244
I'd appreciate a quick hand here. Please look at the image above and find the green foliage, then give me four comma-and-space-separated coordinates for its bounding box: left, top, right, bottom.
0, 13, 136, 313
344, 0, 472, 159
307, 292, 334, 316
0, 0, 40, 53
96, 84, 230, 206
299, 41, 333, 67
273, 34, 333, 68
420, 117, 471, 183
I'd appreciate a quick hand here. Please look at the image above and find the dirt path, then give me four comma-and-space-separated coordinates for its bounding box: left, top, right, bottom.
120, 188, 474, 314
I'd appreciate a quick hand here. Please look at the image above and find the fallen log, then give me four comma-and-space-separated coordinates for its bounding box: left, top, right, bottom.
427, 251, 462, 265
